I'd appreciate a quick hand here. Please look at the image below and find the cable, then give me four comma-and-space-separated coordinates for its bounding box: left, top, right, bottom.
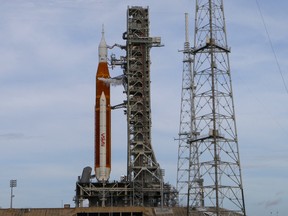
255, 0, 288, 94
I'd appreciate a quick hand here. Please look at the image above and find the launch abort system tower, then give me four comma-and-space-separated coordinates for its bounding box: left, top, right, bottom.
176, 1, 246, 216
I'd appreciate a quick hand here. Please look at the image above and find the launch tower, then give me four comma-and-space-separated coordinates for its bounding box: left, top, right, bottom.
75, 6, 177, 208
176, 1, 246, 216
124, 6, 163, 206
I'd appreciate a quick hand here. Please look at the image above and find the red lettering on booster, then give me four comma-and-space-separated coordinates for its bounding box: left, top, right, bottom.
101, 133, 105, 147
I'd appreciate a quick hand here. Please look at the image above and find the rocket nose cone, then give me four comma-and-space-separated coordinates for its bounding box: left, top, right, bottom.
99, 25, 107, 62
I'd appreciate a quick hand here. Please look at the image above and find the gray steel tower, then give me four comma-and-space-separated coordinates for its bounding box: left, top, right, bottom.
176, 13, 196, 206
177, 1, 246, 215
124, 6, 163, 206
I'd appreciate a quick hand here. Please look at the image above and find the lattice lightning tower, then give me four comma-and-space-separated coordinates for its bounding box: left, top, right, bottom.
176, 13, 197, 206
177, 1, 246, 215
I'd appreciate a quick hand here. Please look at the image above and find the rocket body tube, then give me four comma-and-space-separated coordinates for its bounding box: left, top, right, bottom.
95, 29, 111, 182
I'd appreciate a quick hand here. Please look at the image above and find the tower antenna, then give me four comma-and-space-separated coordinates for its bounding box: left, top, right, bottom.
176, 12, 196, 207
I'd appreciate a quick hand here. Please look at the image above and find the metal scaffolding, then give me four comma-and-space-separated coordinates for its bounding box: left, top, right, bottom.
125, 6, 163, 206
176, 1, 246, 215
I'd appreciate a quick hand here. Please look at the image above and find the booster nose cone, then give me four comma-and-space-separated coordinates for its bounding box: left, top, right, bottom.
98, 25, 108, 62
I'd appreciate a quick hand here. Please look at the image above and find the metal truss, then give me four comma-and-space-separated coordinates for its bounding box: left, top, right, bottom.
74, 181, 132, 207
74, 180, 177, 208
176, 13, 201, 207
187, 0, 246, 215
125, 6, 163, 206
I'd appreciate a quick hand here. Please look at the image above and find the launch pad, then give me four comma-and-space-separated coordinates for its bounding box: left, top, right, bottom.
75, 6, 177, 208
75, 181, 177, 208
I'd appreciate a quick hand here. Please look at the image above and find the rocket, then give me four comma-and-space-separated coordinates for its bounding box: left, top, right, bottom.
95, 27, 111, 182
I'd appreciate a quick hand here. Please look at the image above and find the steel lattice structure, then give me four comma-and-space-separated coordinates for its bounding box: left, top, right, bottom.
177, 1, 246, 215
125, 6, 163, 206
176, 13, 198, 206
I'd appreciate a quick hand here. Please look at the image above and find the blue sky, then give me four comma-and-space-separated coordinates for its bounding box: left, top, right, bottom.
0, 0, 287, 215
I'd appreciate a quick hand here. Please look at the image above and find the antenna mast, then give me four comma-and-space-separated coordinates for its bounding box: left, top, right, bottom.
176, 12, 196, 206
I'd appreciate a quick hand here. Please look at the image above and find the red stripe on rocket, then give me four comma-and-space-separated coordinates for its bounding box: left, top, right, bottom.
95, 27, 111, 182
